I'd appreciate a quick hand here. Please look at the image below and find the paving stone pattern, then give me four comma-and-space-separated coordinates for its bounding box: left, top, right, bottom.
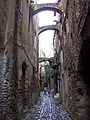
25, 93, 72, 120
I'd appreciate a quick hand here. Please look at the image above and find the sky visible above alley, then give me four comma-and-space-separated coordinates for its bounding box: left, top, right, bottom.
37, 0, 59, 58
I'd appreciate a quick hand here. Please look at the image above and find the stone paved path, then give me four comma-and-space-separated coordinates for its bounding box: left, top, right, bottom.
25, 93, 72, 120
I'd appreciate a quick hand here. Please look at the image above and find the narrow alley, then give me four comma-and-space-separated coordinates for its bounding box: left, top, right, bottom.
0, 0, 90, 120
24, 93, 71, 120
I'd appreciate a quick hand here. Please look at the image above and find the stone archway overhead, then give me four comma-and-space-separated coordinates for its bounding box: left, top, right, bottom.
39, 59, 50, 63
32, 7, 62, 16
39, 57, 53, 62
38, 26, 59, 35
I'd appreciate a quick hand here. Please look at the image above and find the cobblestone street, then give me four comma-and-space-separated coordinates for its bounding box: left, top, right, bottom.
25, 93, 72, 120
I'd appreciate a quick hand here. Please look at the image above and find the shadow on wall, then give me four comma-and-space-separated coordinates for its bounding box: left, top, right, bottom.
21, 61, 27, 108
77, 9, 90, 120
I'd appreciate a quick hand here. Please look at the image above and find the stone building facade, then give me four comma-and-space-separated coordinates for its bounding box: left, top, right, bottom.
0, 0, 39, 120
54, 0, 90, 120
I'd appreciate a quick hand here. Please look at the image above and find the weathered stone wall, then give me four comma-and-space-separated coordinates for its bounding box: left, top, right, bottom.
0, 0, 39, 120
0, 1, 16, 120
76, 9, 90, 120
17, 0, 39, 111
58, 0, 90, 120
17, 0, 39, 115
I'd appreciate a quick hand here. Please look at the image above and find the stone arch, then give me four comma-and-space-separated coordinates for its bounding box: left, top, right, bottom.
32, 7, 62, 16
39, 57, 53, 64
39, 59, 51, 64
38, 27, 59, 35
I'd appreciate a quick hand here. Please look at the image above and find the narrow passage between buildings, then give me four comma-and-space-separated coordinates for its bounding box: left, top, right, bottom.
25, 93, 72, 120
